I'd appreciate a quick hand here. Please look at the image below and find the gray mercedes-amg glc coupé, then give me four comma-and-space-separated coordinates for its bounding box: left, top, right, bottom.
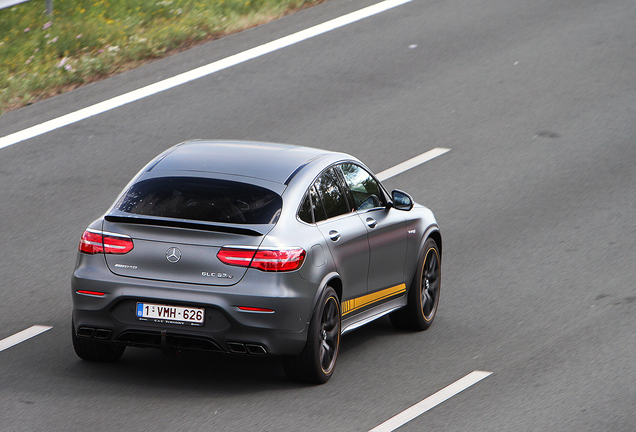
72, 140, 441, 383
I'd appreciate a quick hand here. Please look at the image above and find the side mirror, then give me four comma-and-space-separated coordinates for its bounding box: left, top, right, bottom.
391, 190, 414, 211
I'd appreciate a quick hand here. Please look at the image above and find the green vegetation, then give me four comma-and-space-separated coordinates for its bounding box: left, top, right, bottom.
0, 0, 319, 113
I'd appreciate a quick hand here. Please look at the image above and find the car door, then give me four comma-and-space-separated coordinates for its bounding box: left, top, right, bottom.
338, 163, 408, 294
311, 168, 370, 303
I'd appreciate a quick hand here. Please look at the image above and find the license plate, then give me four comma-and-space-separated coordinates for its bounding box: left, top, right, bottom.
136, 302, 204, 326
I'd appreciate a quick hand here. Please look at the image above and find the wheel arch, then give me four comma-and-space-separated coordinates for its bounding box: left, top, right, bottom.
307, 272, 342, 324
407, 227, 442, 292
327, 276, 343, 302
427, 229, 442, 261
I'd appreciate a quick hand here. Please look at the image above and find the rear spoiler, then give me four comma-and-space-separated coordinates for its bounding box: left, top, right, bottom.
104, 215, 265, 237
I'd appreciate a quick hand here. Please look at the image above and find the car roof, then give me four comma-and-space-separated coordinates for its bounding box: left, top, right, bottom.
149, 140, 334, 184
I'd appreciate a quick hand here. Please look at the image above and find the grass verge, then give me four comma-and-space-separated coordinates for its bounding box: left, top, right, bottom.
0, 0, 321, 114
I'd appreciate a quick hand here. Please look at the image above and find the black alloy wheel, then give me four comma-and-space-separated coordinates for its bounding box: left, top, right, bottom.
390, 238, 441, 331
318, 293, 340, 375
283, 286, 341, 384
421, 245, 440, 323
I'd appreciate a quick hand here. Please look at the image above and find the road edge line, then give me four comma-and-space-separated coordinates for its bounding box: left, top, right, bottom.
0, 0, 412, 150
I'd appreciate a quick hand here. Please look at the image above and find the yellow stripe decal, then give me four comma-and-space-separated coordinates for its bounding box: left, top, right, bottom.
341, 283, 406, 316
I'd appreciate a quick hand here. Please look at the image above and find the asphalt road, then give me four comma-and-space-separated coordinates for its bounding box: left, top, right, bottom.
1, 0, 636, 430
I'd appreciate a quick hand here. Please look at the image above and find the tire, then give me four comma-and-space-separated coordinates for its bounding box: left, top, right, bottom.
72, 322, 125, 362
390, 238, 441, 331
283, 286, 341, 384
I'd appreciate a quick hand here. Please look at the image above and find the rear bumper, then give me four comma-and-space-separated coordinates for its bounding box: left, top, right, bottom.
72, 308, 308, 356
72, 255, 316, 356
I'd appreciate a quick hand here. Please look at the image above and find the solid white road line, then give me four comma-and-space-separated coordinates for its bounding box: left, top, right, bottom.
0, 325, 52, 352
376, 147, 450, 181
0, 0, 412, 150
369, 370, 493, 432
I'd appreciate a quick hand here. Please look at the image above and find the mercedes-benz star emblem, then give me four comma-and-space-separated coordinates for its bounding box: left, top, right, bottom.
165, 247, 182, 263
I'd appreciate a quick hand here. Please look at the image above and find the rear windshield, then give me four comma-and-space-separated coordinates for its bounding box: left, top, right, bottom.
115, 177, 282, 224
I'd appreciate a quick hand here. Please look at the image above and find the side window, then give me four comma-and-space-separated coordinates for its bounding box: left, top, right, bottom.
297, 186, 327, 224
298, 192, 313, 224
311, 186, 327, 222
314, 168, 350, 220
340, 163, 386, 211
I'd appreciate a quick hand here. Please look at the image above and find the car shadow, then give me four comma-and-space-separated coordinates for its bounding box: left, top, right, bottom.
49, 316, 410, 394
339, 315, 407, 355
67, 349, 294, 393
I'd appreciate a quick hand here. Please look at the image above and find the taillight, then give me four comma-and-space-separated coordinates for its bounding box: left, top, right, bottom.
78, 230, 104, 254
216, 247, 257, 266
217, 246, 306, 272
251, 248, 306, 272
79, 229, 134, 254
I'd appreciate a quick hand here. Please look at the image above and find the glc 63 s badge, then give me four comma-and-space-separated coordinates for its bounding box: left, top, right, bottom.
201, 272, 234, 279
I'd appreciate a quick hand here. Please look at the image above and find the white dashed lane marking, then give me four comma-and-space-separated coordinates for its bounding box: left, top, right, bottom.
369, 371, 493, 432
376, 148, 450, 181
0, 325, 52, 352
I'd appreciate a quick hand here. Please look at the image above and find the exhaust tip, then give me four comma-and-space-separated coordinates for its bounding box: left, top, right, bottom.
77, 327, 95, 337
93, 329, 112, 339
245, 344, 267, 355
227, 342, 247, 354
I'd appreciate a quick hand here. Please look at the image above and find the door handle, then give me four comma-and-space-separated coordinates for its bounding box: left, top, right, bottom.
328, 230, 341, 242
366, 218, 377, 228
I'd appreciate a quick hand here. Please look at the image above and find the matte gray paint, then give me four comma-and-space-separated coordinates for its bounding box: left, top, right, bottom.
72, 140, 440, 357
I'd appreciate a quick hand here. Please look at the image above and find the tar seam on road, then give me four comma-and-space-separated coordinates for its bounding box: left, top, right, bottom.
376, 148, 451, 181
0, 0, 412, 151
0, 325, 52, 352
369, 370, 493, 432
